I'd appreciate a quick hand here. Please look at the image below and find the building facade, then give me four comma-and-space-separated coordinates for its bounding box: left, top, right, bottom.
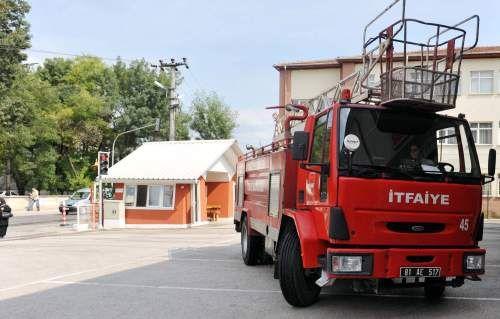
102, 139, 241, 227
275, 46, 500, 216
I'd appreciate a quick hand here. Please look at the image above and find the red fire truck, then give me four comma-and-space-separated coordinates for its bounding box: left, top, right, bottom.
234, 0, 496, 307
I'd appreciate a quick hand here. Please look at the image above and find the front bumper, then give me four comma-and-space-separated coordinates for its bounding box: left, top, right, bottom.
324, 247, 485, 278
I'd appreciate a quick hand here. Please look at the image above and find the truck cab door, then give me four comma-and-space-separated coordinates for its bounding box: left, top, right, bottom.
304, 110, 333, 206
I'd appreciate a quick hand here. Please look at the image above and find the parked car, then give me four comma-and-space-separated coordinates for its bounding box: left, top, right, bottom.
0, 191, 18, 196
59, 188, 91, 214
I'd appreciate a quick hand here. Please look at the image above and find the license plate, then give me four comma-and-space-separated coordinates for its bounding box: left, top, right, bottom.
400, 267, 441, 277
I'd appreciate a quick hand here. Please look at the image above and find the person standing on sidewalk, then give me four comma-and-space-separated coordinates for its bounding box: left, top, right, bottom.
0, 195, 13, 238
27, 188, 40, 212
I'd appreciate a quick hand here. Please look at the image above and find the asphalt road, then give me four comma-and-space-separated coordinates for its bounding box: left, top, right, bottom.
0, 222, 499, 318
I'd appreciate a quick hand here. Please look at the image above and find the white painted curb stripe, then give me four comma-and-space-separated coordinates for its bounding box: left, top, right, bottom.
43, 280, 281, 294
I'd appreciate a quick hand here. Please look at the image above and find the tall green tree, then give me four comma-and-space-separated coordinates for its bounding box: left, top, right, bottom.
111, 59, 190, 162
0, 69, 59, 193
0, 0, 30, 94
0, 0, 31, 193
33, 56, 119, 191
190, 91, 237, 140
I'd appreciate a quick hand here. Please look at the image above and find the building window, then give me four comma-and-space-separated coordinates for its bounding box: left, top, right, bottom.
483, 183, 491, 197
470, 71, 494, 94
148, 185, 162, 207
470, 122, 492, 144
163, 185, 174, 208
367, 74, 380, 87
497, 175, 500, 196
437, 128, 457, 144
124, 185, 136, 207
125, 184, 175, 209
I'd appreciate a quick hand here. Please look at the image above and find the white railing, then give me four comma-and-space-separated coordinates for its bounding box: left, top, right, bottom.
73, 203, 98, 231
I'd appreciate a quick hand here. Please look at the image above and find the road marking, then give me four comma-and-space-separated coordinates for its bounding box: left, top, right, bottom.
169, 257, 241, 263
0, 254, 168, 293
322, 292, 500, 302
37, 280, 500, 301
43, 280, 281, 294
384, 294, 500, 302
215, 238, 239, 245
0, 254, 240, 293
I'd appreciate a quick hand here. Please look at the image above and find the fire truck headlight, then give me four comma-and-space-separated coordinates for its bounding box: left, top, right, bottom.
332, 255, 363, 273
464, 254, 485, 272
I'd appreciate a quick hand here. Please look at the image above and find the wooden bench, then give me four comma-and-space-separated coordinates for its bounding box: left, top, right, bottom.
206, 205, 221, 221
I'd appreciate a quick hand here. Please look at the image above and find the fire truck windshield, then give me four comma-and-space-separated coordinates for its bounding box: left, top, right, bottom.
338, 107, 482, 183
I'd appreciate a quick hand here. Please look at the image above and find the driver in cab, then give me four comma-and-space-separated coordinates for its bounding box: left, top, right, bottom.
400, 144, 435, 171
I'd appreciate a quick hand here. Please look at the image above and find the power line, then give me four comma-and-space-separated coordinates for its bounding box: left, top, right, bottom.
0, 44, 150, 63
26, 48, 142, 63
152, 58, 189, 141
187, 68, 207, 91
3, 44, 199, 97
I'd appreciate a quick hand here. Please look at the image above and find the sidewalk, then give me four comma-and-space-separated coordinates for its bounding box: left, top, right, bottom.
3, 211, 78, 241
3, 221, 77, 241
12, 210, 60, 217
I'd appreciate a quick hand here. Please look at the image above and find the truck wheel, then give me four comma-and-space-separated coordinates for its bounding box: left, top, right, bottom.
241, 216, 262, 265
424, 278, 445, 302
234, 220, 241, 232
278, 228, 320, 307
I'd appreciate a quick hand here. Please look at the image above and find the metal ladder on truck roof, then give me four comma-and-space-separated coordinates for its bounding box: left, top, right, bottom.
306, 0, 480, 114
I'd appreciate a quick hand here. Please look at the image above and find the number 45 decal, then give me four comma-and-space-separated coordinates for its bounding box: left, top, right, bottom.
459, 218, 469, 231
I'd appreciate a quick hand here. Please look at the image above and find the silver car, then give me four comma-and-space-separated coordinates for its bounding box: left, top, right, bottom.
59, 188, 91, 214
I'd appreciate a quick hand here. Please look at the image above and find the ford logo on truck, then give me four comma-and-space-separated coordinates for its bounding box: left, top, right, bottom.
388, 189, 450, 206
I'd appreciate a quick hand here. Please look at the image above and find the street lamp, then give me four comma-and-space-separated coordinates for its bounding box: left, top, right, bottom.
111, 118, 161, 166
154, 80, 166, 90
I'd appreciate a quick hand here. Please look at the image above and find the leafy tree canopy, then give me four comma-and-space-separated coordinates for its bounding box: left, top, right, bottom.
0, 1, 237, 194
190, 91, 237, 140
0, 0, 30, 93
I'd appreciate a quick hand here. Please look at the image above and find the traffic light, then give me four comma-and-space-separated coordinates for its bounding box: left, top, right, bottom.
98, 151, 110, 176
154, 117, 161, 132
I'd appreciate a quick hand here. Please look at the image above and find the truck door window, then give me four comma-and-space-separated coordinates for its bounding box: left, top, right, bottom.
310, 111, 332, 201
311, 111, 333, 163
459, 124, 472, 172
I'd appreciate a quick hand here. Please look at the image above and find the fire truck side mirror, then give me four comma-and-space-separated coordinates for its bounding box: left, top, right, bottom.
488, 148, 496, 177
292, 131, 309, 161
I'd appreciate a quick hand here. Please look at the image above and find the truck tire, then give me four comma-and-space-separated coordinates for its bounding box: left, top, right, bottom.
278, 228, 321, 307
424, 278, 445, 302
241, 216, 262, 265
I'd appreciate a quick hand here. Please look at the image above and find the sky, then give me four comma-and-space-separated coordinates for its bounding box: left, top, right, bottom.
26, 0, 500, 147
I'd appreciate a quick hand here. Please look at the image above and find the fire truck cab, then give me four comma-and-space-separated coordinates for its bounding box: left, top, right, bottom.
234, 0, 495, 307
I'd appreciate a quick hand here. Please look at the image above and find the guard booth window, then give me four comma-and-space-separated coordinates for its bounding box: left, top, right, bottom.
310, 111, 333, 201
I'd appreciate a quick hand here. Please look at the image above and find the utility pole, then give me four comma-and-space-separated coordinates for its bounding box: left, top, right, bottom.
152, 58, 189, 141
